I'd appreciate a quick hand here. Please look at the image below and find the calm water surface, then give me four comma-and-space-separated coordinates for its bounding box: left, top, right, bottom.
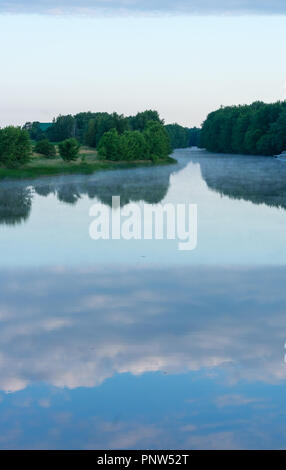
0, 148, 286, 449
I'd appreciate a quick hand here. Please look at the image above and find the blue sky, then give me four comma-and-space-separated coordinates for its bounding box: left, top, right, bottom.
0, 5, 285, 127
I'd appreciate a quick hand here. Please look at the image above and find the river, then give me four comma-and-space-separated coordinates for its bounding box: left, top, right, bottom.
0, 148, 286, 449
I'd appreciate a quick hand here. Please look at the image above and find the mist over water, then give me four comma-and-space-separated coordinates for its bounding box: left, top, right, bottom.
1, 148, 286, 266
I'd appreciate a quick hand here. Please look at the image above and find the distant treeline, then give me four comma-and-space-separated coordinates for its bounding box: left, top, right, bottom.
201, 101, 286, 156
165, 124, 201, 149
24, 110, 162, 145
23, 111, 201, 151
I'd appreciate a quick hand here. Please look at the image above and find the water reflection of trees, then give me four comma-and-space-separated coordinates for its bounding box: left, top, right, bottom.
33, 167, 176, 207
3, 150, 286, 226
193, 152, 286, 210
0, 186, 33, 225
0, 159, 188, 225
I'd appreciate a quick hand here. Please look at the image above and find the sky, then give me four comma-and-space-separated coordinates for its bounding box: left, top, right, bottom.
0, 2, 286, 127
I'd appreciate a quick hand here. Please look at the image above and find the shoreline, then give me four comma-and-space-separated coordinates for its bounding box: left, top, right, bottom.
0, 156, 177, 181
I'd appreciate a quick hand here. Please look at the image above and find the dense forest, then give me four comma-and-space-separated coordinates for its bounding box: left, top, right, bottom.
201, 101, 286, 156
23, 111, 201, 151
23, 110, 164, 146
165, 124, 201, 149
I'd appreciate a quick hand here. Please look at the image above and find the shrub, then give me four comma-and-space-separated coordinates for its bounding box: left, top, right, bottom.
34, 139, 56, 158
58, 138, 80, 162
0, 126, 31, 168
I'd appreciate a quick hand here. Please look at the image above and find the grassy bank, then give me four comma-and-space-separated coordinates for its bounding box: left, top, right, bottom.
0, 147, 177, 180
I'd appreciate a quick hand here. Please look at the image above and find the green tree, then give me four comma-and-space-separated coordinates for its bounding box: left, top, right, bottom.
256, 133, 276, 156
189, 127, 201, 147
22, 121, 45, 141
143, 121, 171, 160
201, 101, 286, 156
74, 111, 97, 142
58, 138, 80, 162
165, 124, 190, 149
84, 118, 97, 148
231, 110, 250, 154
0, 126, 31, 168
97, 128, 122, 161
82, 112, 129, 149
47, 115, 76, 142
270, 110, 286, 154
34, 139, 56, 158
120, 130, 148, 160
129, 110, 162, 131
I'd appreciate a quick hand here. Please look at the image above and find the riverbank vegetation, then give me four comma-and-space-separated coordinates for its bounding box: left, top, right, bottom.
0, 110, 182, 179
0, 144, 176, 180
98, 121, 171, 162
201, 101, 286, 156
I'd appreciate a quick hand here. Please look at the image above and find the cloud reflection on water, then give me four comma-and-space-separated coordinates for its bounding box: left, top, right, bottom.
0, 265, 286, 448
0, 265, 286, 392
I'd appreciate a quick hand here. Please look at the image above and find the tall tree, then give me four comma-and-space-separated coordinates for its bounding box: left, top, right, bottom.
165, 124, 190, 149
0, 127, 31, 168
143, 121, 171, 159
47, 115, 76, 142
129, 110, 162, 132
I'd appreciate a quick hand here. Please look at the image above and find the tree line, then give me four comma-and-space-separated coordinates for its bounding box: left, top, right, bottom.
24, 110, 172, 163
201, 101, 286, 156
23, 110, 201, 151
0, 110, 201, 168
165, 124, 201, 149
23, 110, 164, 146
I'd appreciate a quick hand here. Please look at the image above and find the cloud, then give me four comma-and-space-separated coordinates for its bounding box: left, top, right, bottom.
1, 1, 286, 16
215, 394, 263, 408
